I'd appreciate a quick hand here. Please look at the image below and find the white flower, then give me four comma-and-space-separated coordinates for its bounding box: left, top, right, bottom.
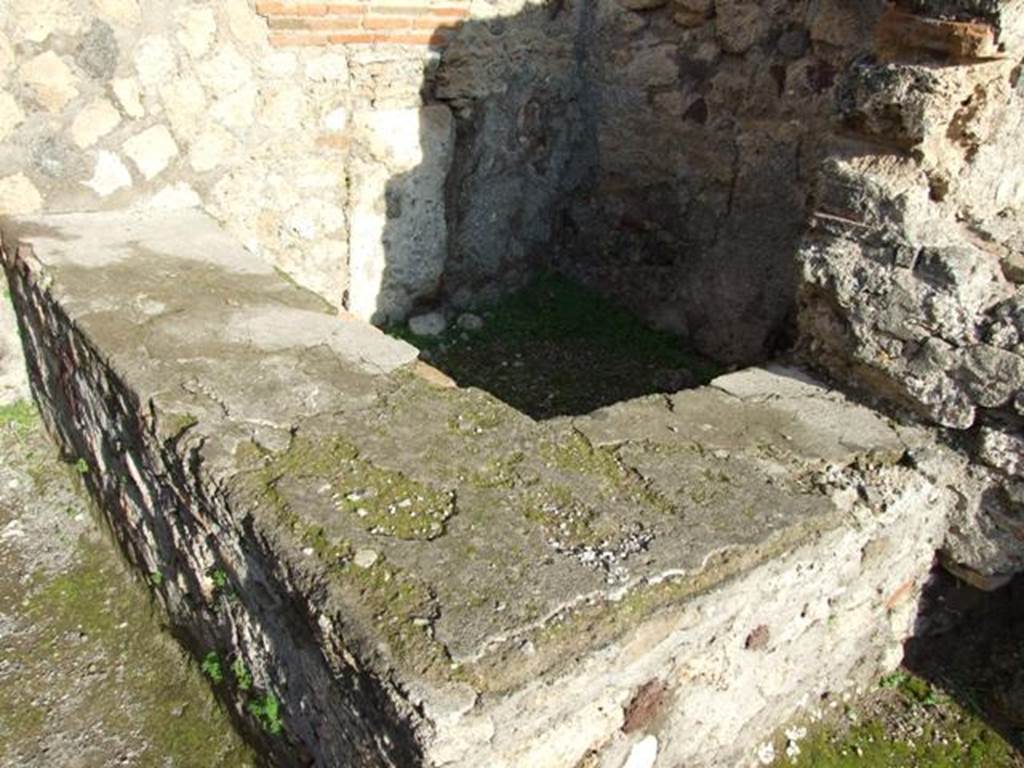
756, 742, 776, 765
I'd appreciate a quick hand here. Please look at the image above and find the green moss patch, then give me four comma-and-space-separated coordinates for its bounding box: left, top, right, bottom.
771, 672, 1021, 768
0, 399, 39, 441
252, 436, 455, 542
341, 558, 451, 677
6, 536, 254, 767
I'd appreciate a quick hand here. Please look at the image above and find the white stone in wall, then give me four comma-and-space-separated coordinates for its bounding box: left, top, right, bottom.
276, 238, 347, 305
122, 125, 179, 180
10, 0, 80, 43
259, 51, 298, 78
176, 6, 218, 59
147, 183, 202, 210
323, 107, 349, 133
134, 37, 178, 88
160, 75, 208, 141
258, 83, 309, 132
111, 78, 145, 119
84, 150, 132, 197
19, 52, 79, 113
311, 239, 348, 300
70, 98, 122, 148
188, 125, 240, 173
284, 200, 346, 242
211, 83, 257, 129
223, 0, 268, 49
348, 106, 454, 323
284, 209, 319, 241
0, 92, 25, 143
0, 32, 14, 76
285, 157, 346, 192
622, 736, 659, 768
198, 46, 253, 97
92, 0, 142, 26
0, 174, 43, 215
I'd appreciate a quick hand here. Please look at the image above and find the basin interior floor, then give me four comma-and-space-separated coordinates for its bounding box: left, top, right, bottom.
393, 273, 723, 419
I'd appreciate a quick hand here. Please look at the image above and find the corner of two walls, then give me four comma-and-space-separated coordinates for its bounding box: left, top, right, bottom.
0, 0, 881, 367
555, 0, 889, 365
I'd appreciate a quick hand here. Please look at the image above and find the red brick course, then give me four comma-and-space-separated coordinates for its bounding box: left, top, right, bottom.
257, 0, 470, 47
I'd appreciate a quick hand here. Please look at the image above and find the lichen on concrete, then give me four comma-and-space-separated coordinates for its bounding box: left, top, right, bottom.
251, 435, 455, 542
0, 208, 974, 767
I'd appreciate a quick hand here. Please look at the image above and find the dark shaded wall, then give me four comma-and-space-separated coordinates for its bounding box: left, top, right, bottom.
431, 0, 884, 365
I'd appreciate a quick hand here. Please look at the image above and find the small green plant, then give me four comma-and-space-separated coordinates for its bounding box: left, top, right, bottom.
74, 457, 89, 475
879, 671, 909, 689
209, 568, 229, 590
148, 571, 164, 587
0, 400, 38, 440
232, 658, 253, 691
200, 652, 224, 684
880, 670, 939, 706
247, 692, 284, 735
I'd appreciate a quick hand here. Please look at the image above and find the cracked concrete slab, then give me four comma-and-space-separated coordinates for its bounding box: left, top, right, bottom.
0, 209, 958, 768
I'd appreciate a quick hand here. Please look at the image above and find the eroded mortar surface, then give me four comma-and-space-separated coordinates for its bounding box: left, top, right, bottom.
0, 208, 967, 767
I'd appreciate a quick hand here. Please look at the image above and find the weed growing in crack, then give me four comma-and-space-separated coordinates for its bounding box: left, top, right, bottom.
209, 568, 229, 591
232, 658, 252, 691
206, 566, 238, 603
247, 692, 284, 735
200, 652, 224, 684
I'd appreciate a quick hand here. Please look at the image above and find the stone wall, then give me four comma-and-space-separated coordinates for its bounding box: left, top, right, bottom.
554, 0, 887, 364
795, 0, 1024, 580
1, 208, 960, 766
2, 0, 1020, 581
0, 0, 588, 325
0, 0, 362, 303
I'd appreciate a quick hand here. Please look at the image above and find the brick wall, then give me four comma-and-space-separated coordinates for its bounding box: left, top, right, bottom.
256, 1, 471, 47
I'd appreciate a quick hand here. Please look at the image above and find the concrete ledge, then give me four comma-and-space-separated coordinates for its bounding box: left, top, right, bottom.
1, 209, 954, 767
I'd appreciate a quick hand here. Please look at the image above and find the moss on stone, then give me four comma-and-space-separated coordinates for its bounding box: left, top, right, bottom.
446, 394, 509, 436
466, 450, 527, 489
252, 436, 454, 542
522, 483, 607, 547
8, 536, 254, 767
467, 514, 839, 693
771, 672, 1018, 768
341, 557, 454, 678
541, 429, 625, 485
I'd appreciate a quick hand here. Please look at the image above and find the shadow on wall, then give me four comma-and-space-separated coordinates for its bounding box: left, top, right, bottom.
907, 567, 1024, 755
361, 0, 595, 330
359, 0, 887, 368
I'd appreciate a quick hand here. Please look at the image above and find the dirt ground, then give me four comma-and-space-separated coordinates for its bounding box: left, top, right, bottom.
394, 273, 722, 419
0, 401, 255, 768
769, 570, 1024, 767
